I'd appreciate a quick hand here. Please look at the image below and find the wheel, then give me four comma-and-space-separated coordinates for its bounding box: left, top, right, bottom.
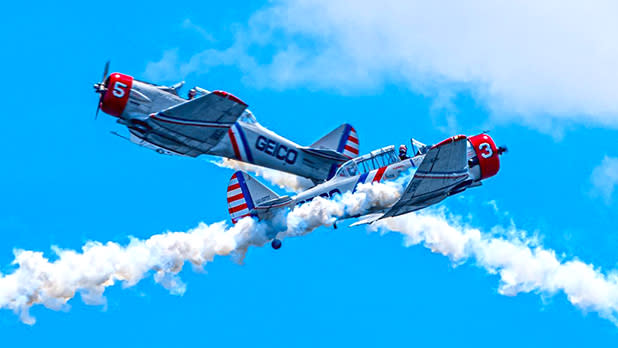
271, 239, 282, 250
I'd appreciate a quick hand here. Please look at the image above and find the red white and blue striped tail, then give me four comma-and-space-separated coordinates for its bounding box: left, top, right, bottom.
340, 125, 359, 158
310, 123, 359, 159
310, 124, 360, 180
227, 171, 282, 224
227, 171, 255, 224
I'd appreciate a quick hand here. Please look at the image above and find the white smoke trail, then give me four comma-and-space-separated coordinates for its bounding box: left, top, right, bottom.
0, 180, 400, 324
282, 179, 404, 237
212, 158, 314, 192
374, 212, 618, 324
2, 173, 618, 325
275, 178, 618, 323
0, 219, 270, 325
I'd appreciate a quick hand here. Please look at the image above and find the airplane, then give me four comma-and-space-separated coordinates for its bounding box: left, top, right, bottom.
93, 62, 359, 183
225, 133, 506, 249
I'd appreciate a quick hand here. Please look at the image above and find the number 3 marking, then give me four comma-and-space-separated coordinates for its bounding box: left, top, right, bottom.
112, 82, 127, 98
479, 143, 493, 158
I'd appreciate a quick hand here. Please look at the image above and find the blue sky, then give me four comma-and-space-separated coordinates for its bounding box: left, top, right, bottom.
1, 1, 618, 346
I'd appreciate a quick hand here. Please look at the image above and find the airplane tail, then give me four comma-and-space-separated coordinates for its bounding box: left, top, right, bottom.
306, 124, 359, 180
227, 171, 291, 223
310, 124, 359, 159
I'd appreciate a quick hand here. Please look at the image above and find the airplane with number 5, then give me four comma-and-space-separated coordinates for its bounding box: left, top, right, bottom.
225, 133, 506, 249
93, 62, 359, 183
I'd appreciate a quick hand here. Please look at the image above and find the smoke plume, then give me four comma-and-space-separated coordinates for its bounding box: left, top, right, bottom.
1, 174, 618, 325
212, 158, 313, 192
376, 212, 618, 324
0, 219, 270, 324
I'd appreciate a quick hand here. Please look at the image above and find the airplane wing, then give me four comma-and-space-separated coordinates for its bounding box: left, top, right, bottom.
379, 135, 470, 219
147, 91, 248, 153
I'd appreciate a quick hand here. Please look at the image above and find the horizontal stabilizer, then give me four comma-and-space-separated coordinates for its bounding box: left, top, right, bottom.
255, 195, 293, 208
300, 147, 351, 162
350, 213, 385, 227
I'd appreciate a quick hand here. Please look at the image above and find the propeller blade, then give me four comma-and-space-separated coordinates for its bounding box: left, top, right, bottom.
95, 61, 110, 120
102, 61, 110, 82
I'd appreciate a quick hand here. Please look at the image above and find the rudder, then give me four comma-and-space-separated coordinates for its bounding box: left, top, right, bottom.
311, 124, 359, 158
227, 171, 281, 224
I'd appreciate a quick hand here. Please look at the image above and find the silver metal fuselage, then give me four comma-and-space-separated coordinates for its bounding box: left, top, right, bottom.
254, 154, 425, 219
112, 79, 337, 181
253, 141, 485, 221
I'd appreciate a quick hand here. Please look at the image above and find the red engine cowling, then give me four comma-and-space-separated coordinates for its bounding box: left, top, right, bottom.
468, 133, 500, 180
101, 73, 134, 117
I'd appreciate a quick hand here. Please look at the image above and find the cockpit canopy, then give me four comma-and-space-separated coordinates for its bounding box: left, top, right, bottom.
336, 145, 400, 177
410, 138, 429, 156
238, 109, 257, 124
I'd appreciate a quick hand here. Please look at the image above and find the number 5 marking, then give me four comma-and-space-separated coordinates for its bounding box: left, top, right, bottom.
479, 143, 493, 158
112, 82, 127, 98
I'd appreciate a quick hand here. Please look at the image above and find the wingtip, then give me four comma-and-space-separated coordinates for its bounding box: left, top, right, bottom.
212, 90, 248, 106
431, 134, 467, 149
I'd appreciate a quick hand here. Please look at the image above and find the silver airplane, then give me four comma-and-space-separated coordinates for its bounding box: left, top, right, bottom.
94, 63, 359, 183
225, 133, 506, 249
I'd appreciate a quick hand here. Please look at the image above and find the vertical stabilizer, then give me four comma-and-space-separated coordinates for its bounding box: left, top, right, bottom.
227, 171, 281, 223
310, 124, 360, 179
310, 124, 359, 158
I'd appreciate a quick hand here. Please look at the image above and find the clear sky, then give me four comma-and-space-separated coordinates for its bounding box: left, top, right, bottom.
1, 1, 618, 346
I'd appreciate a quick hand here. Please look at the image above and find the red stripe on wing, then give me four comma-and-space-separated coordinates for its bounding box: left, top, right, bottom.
213, 90, 248, 106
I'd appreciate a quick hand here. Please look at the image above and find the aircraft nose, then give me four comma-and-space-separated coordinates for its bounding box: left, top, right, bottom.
99, 73, 134, 117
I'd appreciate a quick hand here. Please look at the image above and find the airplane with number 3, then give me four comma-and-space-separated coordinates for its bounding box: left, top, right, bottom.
225, 133, 506, 249
93, 62, 359, 183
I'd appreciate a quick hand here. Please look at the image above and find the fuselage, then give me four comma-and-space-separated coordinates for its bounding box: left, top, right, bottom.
252, 135, 497, 221
293, 156, 420, 206
253, 146, 426, 219
98, 72, 346, 182
208, 120, 337, 181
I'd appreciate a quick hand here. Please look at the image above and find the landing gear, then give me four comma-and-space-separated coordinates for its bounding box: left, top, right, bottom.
271, 239, 282, 250
333, 222, 338, 229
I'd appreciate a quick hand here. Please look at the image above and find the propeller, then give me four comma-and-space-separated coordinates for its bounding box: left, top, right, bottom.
94, 61, 110, 119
